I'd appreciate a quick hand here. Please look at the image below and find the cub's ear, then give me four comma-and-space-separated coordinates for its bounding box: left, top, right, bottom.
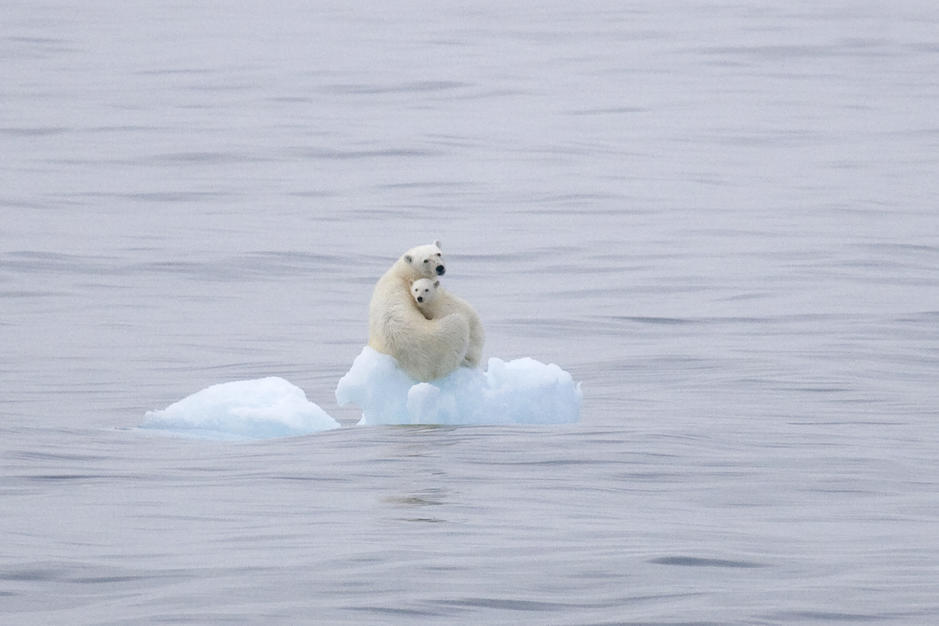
404, 254, 413, 263
433, 240, 442, 249
434, 280, 440, 287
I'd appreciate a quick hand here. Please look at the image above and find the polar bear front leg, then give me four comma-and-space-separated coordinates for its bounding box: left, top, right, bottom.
394, 313, 469, 382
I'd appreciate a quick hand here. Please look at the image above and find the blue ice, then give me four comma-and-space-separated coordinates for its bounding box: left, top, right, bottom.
141, 377, 340, 440
143, 350, 581, 439
336, 347, 582, 426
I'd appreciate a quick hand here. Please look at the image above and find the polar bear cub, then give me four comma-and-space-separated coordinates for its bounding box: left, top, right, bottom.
411, 278, 485, 368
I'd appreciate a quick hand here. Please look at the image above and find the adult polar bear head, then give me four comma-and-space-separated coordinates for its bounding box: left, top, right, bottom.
403, 240, 447, 278
367, 241, 469, 382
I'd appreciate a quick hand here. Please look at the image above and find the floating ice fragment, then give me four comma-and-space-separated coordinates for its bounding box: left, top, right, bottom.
335, 347, 582, 425
142, 377, 340, 440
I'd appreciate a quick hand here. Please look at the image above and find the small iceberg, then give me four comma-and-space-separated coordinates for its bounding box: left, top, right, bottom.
142, 377, 340, 440
336, 347, 582, 426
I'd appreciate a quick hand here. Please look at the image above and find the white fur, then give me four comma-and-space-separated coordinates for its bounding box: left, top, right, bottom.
411, 278, 485, 369
368, 242, 470, 381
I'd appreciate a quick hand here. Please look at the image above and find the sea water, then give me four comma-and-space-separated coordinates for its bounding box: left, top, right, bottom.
2, 1, 938, 623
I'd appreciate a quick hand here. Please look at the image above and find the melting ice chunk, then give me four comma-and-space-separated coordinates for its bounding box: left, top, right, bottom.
143, 377, 340, 440
336, 347, 582, 425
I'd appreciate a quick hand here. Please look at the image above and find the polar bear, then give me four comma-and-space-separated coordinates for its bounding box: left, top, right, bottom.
411, 278, 485, 368
367, 241, 470, 382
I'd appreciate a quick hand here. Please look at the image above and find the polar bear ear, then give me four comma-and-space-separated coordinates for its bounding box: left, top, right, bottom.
403, 254, 413, 264
434, 280, 440, 287
433, 240, 442, 250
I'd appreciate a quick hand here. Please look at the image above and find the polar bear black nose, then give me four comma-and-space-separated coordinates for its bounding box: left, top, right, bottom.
436, 265, 445, 276
417, 296, 424, 303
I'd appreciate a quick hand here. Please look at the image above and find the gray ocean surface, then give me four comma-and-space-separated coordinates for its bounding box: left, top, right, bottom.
2, 2, 938, 623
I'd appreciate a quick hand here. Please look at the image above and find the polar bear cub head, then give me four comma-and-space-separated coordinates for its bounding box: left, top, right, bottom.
403, 240, 446, 278
411, 278, 440, 308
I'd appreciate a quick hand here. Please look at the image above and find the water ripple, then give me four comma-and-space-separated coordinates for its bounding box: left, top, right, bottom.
648, 556, 768, 569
